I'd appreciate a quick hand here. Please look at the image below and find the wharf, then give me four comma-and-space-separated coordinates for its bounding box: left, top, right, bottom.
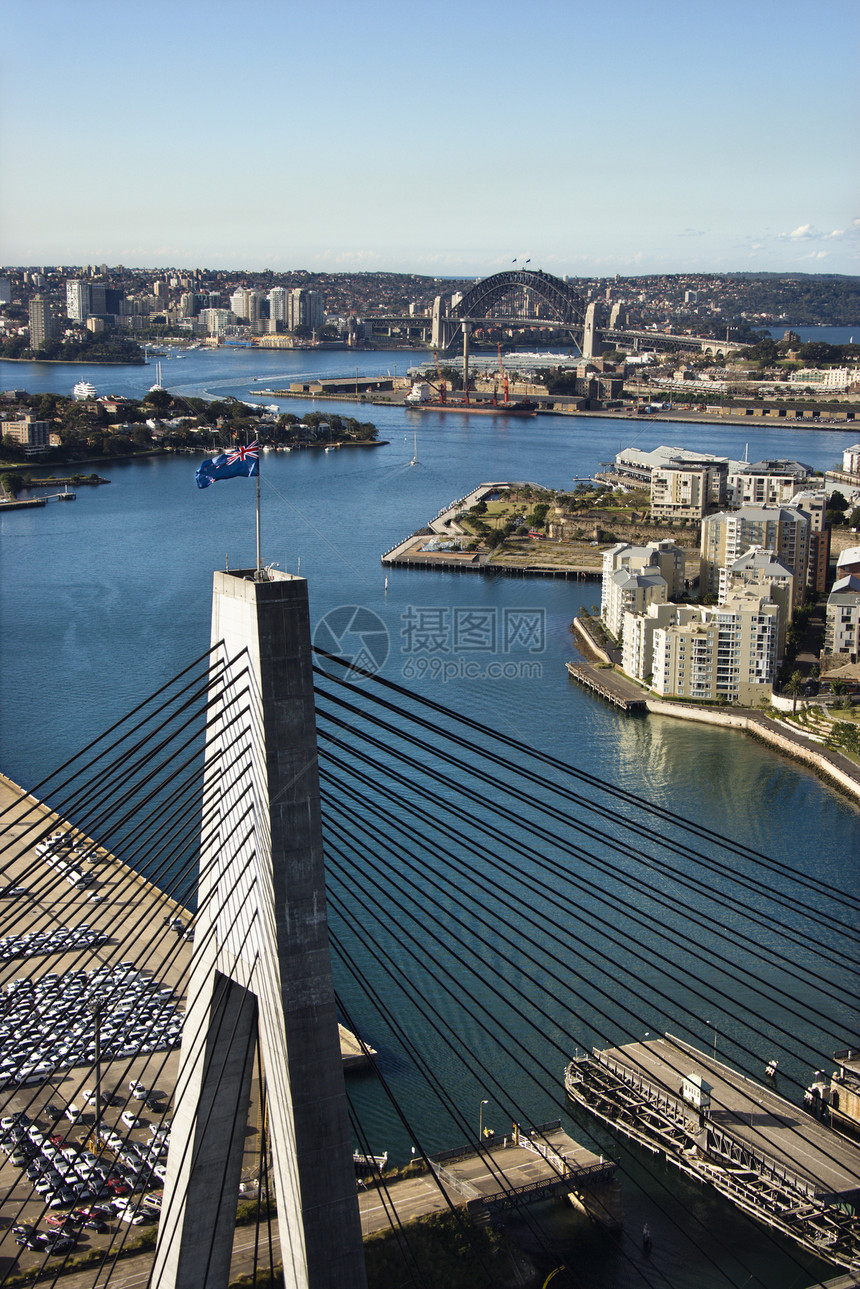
566, 661, 648, 712
382, 482, 601, 580
566, 1033, 860, 1270
360, 1121, 618, 1234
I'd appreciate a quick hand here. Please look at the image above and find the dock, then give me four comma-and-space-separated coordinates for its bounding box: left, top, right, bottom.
566, 661, 648, 712
566, 1033, 860, 1271
358, 1121, 618, 1235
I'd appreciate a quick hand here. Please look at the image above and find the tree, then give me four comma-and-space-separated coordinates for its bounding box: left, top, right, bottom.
783, 670, 805, 715
144, 388, 172, 413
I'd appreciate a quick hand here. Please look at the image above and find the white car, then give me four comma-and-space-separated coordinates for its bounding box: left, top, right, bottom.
128, 1082, 147, 1098
121, 1111, 142, 1129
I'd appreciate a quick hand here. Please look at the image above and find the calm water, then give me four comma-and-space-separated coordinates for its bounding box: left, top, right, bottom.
2, 348, 858, 1288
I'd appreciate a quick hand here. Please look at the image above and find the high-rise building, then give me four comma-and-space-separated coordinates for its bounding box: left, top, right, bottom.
287, 288, 323, 333
700, 506, 810, 605
66, 280, 90, 322
0, 278, 12, 305
650, 589, 779, 705
28, 294, 53, 350
267, 287, 288, 324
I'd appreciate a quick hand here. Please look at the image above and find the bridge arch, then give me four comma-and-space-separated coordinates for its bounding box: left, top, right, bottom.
453, 269, 587, 329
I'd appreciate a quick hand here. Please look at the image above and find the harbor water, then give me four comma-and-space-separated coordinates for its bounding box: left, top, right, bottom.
1, 346, 858, 1288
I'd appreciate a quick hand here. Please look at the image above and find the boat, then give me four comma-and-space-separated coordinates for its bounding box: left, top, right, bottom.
72, 381, 97, 401
405, 397, 538, 417
410, 432, 418, 466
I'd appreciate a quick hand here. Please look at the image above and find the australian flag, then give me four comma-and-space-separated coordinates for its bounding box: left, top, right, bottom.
196, 440, 259, 489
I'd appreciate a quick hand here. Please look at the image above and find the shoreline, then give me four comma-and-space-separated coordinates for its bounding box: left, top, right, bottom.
570, 623, 860, 806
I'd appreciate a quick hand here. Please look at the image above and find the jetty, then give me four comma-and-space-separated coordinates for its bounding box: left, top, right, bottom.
566, 661, 648, 712
566, 1033, 860, 1271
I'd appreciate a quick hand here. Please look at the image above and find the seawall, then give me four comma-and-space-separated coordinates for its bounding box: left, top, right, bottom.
643, 702, 860, 804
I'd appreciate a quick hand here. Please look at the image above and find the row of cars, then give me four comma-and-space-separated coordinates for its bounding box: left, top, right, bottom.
0, 924, 109, 963
0, 964, 184, 1090
11, 1194, 162, 1255
2, 1093, 171, 1252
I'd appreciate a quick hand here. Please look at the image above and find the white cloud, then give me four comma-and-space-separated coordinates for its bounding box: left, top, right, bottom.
789, 223, 815, 240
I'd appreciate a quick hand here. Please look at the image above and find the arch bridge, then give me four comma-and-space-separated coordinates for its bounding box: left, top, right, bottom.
436, 269, 588, 353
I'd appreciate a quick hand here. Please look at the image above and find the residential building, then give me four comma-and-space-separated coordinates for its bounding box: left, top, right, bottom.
842, 445, 860, 477
268, 287, 288, 325
66, 279, 90, 322
28, 294, 53, 350
650, 590, 779, 704
650, 460, 727, 521
622, 602, 693, 682
824, 576, 860, 662
198, 308, 233, 336
1, 414, 53, 455
602, 540, 686, 600
790, 367, 853, 392
791, 490, 831, 596
724, 547, 794, 661
836, 547, 860, 579
601, 540, 686, 639
288, 288, 324, 334
603, 568, 667, 640
700, 506, 810, 605
728, 460, 812, 507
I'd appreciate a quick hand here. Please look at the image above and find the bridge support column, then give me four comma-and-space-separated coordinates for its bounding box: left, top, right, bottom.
152, 570, 366, 1289
463, 321, 472, 394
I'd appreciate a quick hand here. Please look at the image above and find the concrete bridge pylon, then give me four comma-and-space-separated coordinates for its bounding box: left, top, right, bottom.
152, 570, 366, 1289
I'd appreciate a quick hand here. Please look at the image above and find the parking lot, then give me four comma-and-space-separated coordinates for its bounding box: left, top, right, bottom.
0, 776, 195, 1276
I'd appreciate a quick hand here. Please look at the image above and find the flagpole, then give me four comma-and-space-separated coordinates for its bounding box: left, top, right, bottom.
256, 435, 262, 578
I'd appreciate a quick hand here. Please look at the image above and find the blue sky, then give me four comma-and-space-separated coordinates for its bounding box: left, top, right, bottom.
2, 0, 858, 275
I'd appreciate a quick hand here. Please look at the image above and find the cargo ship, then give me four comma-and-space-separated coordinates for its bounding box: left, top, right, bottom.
404, 383, 537, 417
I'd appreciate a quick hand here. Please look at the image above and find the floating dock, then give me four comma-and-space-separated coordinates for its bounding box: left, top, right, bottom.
565, 1033, 860, 1271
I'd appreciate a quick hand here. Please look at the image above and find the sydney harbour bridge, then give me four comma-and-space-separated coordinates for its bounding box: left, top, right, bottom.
369, 267, 738, 358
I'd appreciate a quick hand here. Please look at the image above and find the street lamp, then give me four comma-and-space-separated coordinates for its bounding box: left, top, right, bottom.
705, 1020, 717, 1059
479, 1099, 489, 1142
88, 997, 103, 1147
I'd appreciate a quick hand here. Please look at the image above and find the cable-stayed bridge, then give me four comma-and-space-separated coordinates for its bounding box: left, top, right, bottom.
0, 568, 858, 1289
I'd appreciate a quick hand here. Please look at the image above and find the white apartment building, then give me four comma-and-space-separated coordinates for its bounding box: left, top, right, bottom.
198, 308, 234, 336
268, 287, 288, 327
601, 540, 685, 639
790, 367, 853, 391
650, 461, 727, 521
728, 460, 811, 507
650, 590, 779, 705
622, 602, 695, 682
700, 506, 809, 606
842, 445, 860, 476
228, 289, 264, 323
825, 575, 860, 661
723, 547, 794, 661
66, 280, 89, 322
603, 569, 667, 640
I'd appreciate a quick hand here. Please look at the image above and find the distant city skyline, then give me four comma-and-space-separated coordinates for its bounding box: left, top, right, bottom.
2, 0, 858, 277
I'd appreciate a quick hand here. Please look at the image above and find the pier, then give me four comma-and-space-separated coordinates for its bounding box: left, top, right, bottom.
565, 661, 648, 712
566, 1033, 860, 1271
